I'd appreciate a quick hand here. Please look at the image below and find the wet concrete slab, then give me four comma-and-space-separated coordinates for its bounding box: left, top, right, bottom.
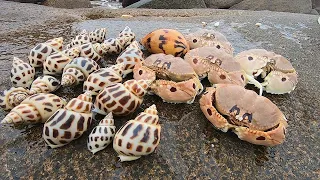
0, 1, 320, 179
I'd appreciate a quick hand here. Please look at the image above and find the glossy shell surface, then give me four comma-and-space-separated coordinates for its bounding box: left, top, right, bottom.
1, 93, 66, 125
30, 75, 61, 95
94, 79, 151, 116
83, 63, 124, 95
43, 92, 93, 148
113, 105, 161, 162
141, 29, 190, 57
10, 57, 35, 88
87, 112, 116, 154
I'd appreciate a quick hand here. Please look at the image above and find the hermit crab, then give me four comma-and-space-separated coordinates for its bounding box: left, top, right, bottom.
234, 49, 298, 94
133, 53, 203, 104
199, 84, 288, 146
185, 29, 234, 55
141, 29, 190, 57
184, 46, 246, 87
113, 104, 161, 162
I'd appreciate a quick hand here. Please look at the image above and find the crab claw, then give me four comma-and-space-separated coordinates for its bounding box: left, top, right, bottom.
261, 71, 298, 94
244, 74, 263, 96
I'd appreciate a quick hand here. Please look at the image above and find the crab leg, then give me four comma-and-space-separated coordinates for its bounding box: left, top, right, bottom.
244, 74, 263, 96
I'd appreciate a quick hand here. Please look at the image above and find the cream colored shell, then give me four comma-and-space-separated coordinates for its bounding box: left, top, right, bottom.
0, 87, 31, 110
10, 57, 35, 88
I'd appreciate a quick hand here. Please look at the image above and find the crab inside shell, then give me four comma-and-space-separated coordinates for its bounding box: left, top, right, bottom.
199, 84, 288, 146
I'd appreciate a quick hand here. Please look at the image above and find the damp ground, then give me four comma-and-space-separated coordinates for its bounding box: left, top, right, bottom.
0, 1, 319, 179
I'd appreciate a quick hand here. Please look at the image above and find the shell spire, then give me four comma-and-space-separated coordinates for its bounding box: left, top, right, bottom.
43, 92, 93, 148
87, 112, 116, 154
29, 75, 61, 95
113, 105, 161, 162
134, 104, 159, 125
0, 87, 31, 110
10, 57, 35, 88
61, 57, 100, 86
1, 93, 66, 125
28, 37, 63, 67
123, 79, 152, 98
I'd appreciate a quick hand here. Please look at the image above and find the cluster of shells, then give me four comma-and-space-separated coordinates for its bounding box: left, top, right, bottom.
0, 25, 298, 161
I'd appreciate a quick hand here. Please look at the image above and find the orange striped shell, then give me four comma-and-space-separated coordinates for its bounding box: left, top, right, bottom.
141, 29, 190, 57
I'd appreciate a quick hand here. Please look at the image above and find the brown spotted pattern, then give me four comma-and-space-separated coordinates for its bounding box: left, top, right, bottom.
103, 37, 124, 55
113, 105, 161, 162
199, 84, 288, 146
141, 29, 190, 57
10, 57, 35, 88
29, 75, 60, 95
87, 112, 116, 154
1, 93, 66, 125
116, 45, 144, 77
0, 87, 31, 110
118, 26, 136, 48
89, 28, 107, 43
83, 63, 124, 95
61, 57, 100, 86
43, 92, 93, 148
79, 43, 106, 62
43, 47, 80, 75
94, 79, 151, 116
28, 37, 63, 67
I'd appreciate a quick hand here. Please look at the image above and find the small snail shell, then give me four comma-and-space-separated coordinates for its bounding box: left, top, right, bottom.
94, 79, 151, 116
66, 30, 90, 49
116, 44, 144, 77
43, 92, 93, 148
0, 87, 31, 110
103, 38, 124, 55
118, 26, 136, 48
89, 28, 107, 43
61, 57, 100, 86
113, 104, 161, 162
28, 37, 63, 67
10, 57, 35, 88
1, 93, 66, 125
87, 112, 116, 154
43, 47, 80, 75
83, 63, 124, 95
79, 43, 109, 62
29, 75, 61, 95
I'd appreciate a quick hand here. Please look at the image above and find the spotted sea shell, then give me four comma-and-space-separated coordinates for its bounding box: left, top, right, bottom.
94, 79, 151, 116
79, 43, 108, 62
103, 38, 124, 55
10, 57, 35, 88
83, 63, 124, 95
66, 30, 90, 49
1, 93, 66, 125
61, 57, 100, 86
87, 112, 116, 154
116, 44, 144, 77
113, 104, 161, 162
89, 28, 107, 43
29, 75, 60, 95
28, 37, 63, 67
43, 47, 80, 75
118, 26, 136, 48
0, 87, 31, 111
43, 92, 93, 148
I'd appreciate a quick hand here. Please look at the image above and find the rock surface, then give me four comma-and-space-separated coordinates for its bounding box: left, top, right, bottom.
230, 0, 313, 14
0, 1, 320, 179
204, 0, 242, 8
42, 0, 92, 8
127, 0, 207, 9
